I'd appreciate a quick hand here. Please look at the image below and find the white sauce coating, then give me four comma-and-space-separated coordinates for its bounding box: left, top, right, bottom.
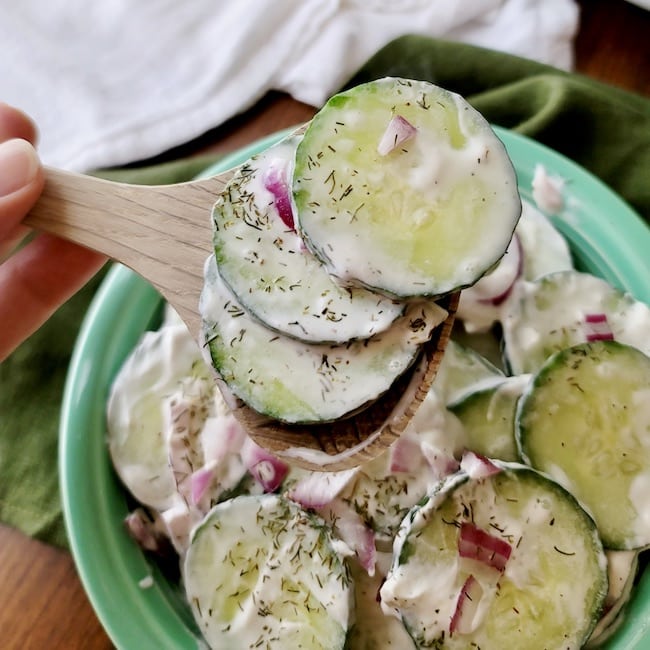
532, 163, 565, 214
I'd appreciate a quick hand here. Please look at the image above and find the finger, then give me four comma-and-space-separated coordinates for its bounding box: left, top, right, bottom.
0, 233, 106, 361
0, 223, 31, 261
0, 138, 44, 240
0, 103, 39, 145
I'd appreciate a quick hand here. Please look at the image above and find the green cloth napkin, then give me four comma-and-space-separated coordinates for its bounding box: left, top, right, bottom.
1, 37, 649, 548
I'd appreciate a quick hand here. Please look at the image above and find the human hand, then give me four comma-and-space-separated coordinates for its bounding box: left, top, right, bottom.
0, 103, 106, 361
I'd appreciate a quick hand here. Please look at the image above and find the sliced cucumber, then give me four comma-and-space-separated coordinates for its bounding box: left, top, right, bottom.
200, 256, 447, 423
502, 270, 650, 374
586, 550, 639, 648
516, 340, 650, 549
432, 339, 505, 405
293, 77, 521, 298
107, 324, 213, 510
448, 374, 530, 462
380, 463, 607, 649
212, 134, 405, 344
183, 494, 352, 649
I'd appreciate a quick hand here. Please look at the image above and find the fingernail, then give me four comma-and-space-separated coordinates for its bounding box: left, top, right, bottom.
0, 138, 40, 197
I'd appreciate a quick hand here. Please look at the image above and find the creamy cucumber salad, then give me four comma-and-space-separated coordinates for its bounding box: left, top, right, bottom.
105, 78, 650, 649
200, 78, 520, 425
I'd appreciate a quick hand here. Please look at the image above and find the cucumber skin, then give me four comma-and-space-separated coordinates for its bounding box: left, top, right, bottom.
382, 463, 608, 650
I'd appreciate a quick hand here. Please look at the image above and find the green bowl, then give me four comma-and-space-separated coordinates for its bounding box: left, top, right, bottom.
60, 128, 650, 648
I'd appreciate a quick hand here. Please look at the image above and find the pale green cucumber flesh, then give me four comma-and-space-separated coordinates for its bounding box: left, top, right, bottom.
201, 256, 446, 424
517, 340, 650, 549
381, 465, 607, 649
433, 338, 504, 404
212, 134, 405, 344
448, 375, 528, 462
293, 78, 521, 298
184, 494, 351, 650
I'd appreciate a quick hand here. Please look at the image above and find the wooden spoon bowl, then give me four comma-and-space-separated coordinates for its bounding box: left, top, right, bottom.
26, 167, 456, 470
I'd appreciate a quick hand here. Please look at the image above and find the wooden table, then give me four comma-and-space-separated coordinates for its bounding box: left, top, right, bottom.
1, 0, 648, 647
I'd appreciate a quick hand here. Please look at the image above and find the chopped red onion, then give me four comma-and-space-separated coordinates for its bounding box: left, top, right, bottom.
584, 313, 614, 342
241, 438, 289, 492
124, 509, 163, 553
389, 436, 423, 474
450, 574, 484, 635
377, 115, 417, 156
201, 414, 247, 465
286, 468, 357, 509
421, 441, 460, 479
263, 160, 295, 230
458, 522, 512, 573
460, 451, 501, 479
190, 466, 215, 505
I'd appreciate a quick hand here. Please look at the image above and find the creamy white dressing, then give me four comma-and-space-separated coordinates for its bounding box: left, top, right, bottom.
502, 270, 650, 374
107, 324, 214, 510
457, 199, 573, 333
532, 163, 565, 214
106, 100, 650, 646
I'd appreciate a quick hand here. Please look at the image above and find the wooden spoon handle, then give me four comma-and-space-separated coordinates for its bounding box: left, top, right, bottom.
25, 168, 233, 337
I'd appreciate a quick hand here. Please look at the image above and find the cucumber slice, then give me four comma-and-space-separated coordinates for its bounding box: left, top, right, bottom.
516, 340, 650, 549
212, 134, 405, 344
380, 464, 607, 649
502, 270, 650, 374
183, 494, 352, 649
293, 77, 521, 298
432, 339, 505, 405
586, 550, 639, 648
200, 256, 447, 424
448, 374, 530, 462
107, 324, 213, 510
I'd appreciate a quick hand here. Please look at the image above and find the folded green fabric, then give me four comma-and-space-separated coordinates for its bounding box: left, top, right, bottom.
1, 36, 649, 548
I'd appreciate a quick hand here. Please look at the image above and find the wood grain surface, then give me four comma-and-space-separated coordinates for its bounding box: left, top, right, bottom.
1, 0, 648, 647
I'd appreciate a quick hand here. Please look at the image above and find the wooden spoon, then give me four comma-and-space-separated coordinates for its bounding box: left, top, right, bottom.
25, 167, 457, 470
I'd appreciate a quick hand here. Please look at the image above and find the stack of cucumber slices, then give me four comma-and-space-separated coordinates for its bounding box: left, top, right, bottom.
199, 77, 521, 425
106, 79, 650, 650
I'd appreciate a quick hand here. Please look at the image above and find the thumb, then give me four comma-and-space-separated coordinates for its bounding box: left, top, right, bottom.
0, 138, 44, 240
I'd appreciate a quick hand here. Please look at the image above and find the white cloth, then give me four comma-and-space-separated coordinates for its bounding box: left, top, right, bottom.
0, 0, 579, 171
